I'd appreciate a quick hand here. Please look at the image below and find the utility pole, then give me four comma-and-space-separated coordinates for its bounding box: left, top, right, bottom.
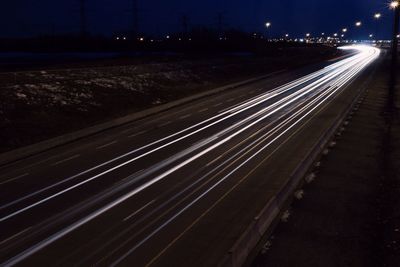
390, 2, 399, 110
182, 15, 189, 39
391, 4, 399, 68
131, 0, 139, 39
79, 0, 87, 38
217, 12, 224, 38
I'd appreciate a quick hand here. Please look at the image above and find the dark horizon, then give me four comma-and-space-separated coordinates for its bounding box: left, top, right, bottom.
1, 0, 397, 39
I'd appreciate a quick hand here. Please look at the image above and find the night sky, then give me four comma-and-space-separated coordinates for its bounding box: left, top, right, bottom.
1, 0, 396, 39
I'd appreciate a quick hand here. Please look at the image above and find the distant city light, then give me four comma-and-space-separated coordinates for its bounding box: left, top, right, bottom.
369, 34, 373, 38
139, 37, 144, 41
265, 22, 271, 28
342, 28, 347, 33
374, 13, 382, 19
285, 34, 289, 37
166, 35, 170, 39
355, 21, 362, 27
306, 33, 310, 37
321, 33, 325, 36
116, 37, 120, 40
123, 36, 126, 40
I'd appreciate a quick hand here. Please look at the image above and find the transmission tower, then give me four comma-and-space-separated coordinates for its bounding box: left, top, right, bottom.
131, 0, 139, 38
217, 12, 224, 38
182, 15, 189, 38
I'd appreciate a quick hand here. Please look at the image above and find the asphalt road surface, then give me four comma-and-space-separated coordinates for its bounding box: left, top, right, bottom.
0, 45, 380, 266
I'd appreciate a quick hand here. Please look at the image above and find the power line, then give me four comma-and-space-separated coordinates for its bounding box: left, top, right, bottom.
79, 0, 87, 37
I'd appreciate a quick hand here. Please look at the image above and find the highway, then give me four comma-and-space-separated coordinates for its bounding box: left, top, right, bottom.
0, 45, 380, 266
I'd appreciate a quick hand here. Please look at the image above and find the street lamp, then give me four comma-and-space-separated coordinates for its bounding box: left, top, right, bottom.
265, 22, 271, 40
305, 33, 311, 43
355, 21, 362, 27
342, 28, 348, 33
373, 13, 382, 40
389, 1, 399, 110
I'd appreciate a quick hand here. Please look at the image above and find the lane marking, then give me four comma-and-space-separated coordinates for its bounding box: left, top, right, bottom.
123, 200, 156, 222
96, 141, 118, 150
51, 155, 80, 166
179, 114, 192, 120
128, 130, 146, 138
198, 108, 209, 113
0, 227, 31, 246
120, 128, 135, 134
0, 173, 29, 185
159, 121, 172, 127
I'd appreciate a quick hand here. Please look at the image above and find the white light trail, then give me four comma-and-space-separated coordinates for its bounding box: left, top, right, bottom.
1, 45, 380, 266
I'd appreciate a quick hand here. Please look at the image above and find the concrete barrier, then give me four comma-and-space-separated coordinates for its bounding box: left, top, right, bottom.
0, 70, 284, 167
218, 60, 380, 267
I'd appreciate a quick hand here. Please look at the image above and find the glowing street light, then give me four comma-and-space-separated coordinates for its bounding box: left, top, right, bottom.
342, 28, 348, 33
333, 33, 338, 37
306, 33, 310, 37
355, 21, 362, 27
390, 1, 399, 9
369, 34, 373, 38
373, 13, 382, 40
265, 22, 272, 40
